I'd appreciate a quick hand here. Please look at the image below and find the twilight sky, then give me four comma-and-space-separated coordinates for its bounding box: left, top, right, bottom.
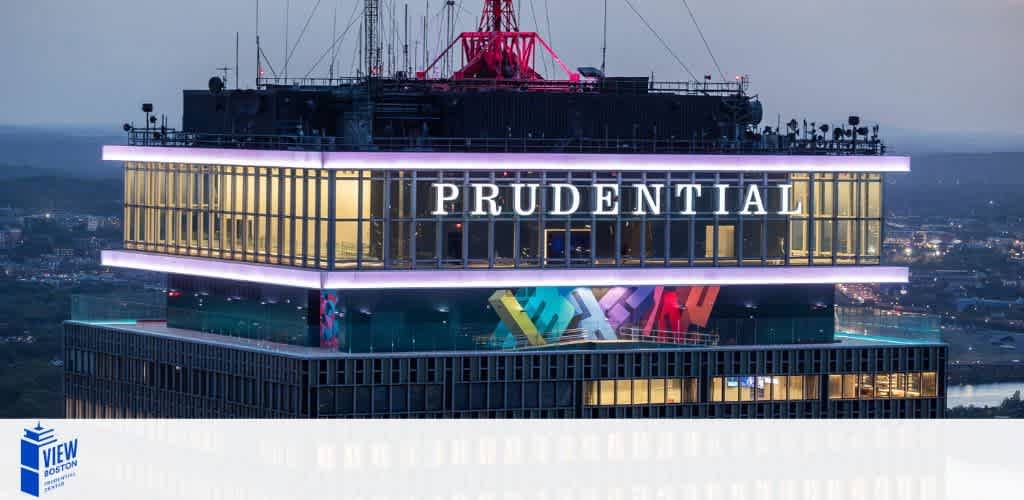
2, 0, 1022, 140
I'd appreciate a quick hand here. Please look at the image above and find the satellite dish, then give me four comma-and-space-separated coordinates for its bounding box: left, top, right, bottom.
819, 124, 829, 133
122, 123, 132, 132
848, 115, 860, 126
208, 76, 225, 94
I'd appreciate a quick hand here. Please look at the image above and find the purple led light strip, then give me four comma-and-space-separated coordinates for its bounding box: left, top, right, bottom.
103, 146, 910, 173
103, 250, 909, 289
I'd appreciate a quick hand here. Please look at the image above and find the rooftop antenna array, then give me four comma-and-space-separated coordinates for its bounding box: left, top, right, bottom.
365, 0, 382, 76
418, 0, 578, 81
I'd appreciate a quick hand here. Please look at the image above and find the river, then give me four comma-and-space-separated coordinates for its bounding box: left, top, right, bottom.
947, 382, 1024, 408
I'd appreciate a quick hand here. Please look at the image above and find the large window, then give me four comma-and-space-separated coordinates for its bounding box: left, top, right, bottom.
828, 372, 938, 399
709, 375, 821, 402
584, 378, 699, 406
124, 163, 886, 270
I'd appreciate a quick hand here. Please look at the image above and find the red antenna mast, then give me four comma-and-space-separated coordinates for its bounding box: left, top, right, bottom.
417, 0, 579, 81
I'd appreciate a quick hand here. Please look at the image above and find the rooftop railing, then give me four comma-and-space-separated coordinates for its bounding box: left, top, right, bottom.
480, 326, 720, 350
254, 76, 747, 97
126, 129, 886, 156
617, 327, 720, 347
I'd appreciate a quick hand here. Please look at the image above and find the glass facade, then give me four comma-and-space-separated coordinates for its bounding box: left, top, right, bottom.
584, 378, 699, 406
709, 375, 821, 402
828, 372, 939, 399
166, 276, 836, 352
124, 162, 884, 270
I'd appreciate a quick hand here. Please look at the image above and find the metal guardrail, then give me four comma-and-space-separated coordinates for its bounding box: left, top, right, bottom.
617, 327, 720, 346
127, 129, 886, 156
255, 76, 746, 97
479, 326, 720, 350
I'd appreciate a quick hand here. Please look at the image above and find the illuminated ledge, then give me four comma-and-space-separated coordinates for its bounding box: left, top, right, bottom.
102, 250, 909, 289
102, 146, 911, 173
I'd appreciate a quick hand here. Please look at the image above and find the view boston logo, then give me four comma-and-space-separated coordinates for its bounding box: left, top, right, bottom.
19, 422, 79, 497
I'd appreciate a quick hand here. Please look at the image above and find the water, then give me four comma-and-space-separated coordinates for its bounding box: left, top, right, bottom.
947, 382, 1024, 408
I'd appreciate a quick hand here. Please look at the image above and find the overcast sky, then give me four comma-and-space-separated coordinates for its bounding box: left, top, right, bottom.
2, 0, 1022, 138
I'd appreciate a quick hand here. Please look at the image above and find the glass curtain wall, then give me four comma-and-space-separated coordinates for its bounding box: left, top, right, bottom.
124, 162, 883, 270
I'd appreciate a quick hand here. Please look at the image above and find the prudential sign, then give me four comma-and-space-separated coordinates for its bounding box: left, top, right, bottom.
19, 422, 79, 497
431, 182, 804, 217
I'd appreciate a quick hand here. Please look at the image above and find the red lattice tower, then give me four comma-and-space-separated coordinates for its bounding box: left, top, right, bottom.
417, 0, 579, 81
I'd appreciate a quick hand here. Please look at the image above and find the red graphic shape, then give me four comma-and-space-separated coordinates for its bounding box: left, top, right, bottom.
640, 286, 721, 343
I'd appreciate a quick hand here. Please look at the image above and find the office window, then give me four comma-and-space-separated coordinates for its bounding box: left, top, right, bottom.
836, 220, 856, 264
710, 375, 820, 402
742, 220, 763, 264
584, 378, 698, 406
828, 372, 938, 399
814, 220, 833, 264
668, 220, 690, 264
766, 220, 787, 264
813, 175, 834, 217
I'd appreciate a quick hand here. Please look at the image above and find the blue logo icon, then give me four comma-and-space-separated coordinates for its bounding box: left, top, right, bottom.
19, 422, 79, 497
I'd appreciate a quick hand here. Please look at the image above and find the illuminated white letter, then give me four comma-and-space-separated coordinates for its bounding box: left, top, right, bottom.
470, 183, 502, 216
739, 184, 767, 215
777, 184, 804, 215
431, 183, 460, 215
674, 184, 702, 215
632, 184, 663, 215
713, 184, 730, 215
550, 184, 580, 215
511, 183, 539, 216
593, 184, 619, 215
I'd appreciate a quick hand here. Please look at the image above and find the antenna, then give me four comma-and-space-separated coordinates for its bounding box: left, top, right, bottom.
365, 0, 381, 76
600, 0, 608, 74
445, 0, 455, 76
403, 3, 409, 75
235, 32, 240, 89
389, 2, 395, 76
284, 0, 290, 81
256, 0, 261, 86
421, 0, 425, 75
329, 1, 338, 79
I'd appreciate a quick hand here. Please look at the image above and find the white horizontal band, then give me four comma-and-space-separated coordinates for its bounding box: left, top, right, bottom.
103, 146, 910, 173
102, 250, 909, 289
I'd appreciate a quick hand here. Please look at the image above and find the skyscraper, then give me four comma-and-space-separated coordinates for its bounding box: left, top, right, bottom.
64, 2, 944, 418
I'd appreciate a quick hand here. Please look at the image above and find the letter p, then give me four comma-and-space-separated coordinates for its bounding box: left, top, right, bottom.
431, 183, 460, 215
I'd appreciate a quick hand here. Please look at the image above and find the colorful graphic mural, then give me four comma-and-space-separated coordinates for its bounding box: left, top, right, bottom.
489, 286, 721, 347
320, 291, 342, 349
308, 284, 832, 352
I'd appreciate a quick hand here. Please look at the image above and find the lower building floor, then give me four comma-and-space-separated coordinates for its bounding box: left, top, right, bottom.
63, 321, 947, 418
